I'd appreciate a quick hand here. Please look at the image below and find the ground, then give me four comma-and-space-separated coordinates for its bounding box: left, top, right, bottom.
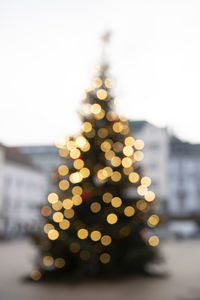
0, 239, 200, 300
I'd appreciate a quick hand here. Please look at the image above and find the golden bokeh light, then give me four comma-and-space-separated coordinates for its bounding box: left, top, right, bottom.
134, 151, 144, 161
53, 212, 64, 223
123, 145, 134, 156
93, 77, 102, 88
55, 258, 66, 268
147, 214, 160, 227
101, 141, 111, 152
107, 213, 118, 224
90, 230, 101, 241
74, 159, 84, 170
47, 193, 59, 204
41, 205, 51, 217
124, 206, 135, 217
136, 199, 148, 211
30, 270, 42, 281
91, 103, 101, 114
113, 142, 123, 152
122, 157, 132, 168
44, 223, 54, 234
123, 167, 133, 175
82, 122, 92, 133
101, 235, 112, 246
111, 197, 122, 208
64, 208, 74, 219
58, 165, 69, 176
137, 185, 148, 196
59, 148, 69, 158
52, 200, 62, 211
141, 176, 152, 187
125, 136, 135, 146
104, 78, 112, 88
128, 172, 140, 183
94, 109, 105, 120
105, 150, 115, 160
72, 186, 83, 195
59, 179, 70, 191
145, 191, 155, 202
96, 89, 108, 100
75, 135, 87, 148
100, 253, 111, 264
111, 156, 121, 167
77, 228, 88, 239
148, 235, 159, 247
43, 256, 54, 267
90, 202, 101, 213
72, 195, 82, 206
102, 192, 113, 203
111, 171, 122, 182
113, 122, 123, 133
63, 199, 73, 209
97, 128, 108, 138
66, 140, 76, 150
134, 139, 144, 150
48, 229, 59, 240
80, 167, 90, 178
70, 148, 81, 159
104, 166, 113, 177
69, 172, 83, 184
59, 219, 70, 230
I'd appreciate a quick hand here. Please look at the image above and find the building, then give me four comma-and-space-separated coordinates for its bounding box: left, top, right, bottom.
168, 137, 200, 218
130, 121, 169, 213
0, 145, 46, 238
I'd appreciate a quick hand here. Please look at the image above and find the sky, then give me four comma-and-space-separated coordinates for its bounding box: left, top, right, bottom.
0, 0, 200, 146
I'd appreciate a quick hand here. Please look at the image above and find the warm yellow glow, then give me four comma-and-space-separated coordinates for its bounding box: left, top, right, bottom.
82, 122, 92, 133
93, 77, 102, 88
100, 253, 111, 264
105, 150, 115, 160
59, 219, 70, 230
101, 141, 111, 152
55, 258, 65, 268
75, 135, 87, 148
124, 206, 135, 217
72, 186, 83, 195
48, 229, 59, 240
113, 122, 123, 133
90, 202, 101, 213
104, 78, 112, 88
30, 270, 41, 281
44, 223, 54, 234
104, 166, 113, 177
147, 214, 160, 227
123, 145, 134, 156
81, 141, 91, 152
145, 191, 155, 202
91, 103, 101, 114
74, 159, 84, 169
107, 213, 118, 224
64, 208, 74, 219
94, 109, 105, 120
41, 205, 51, 217
103, 192, 113, 203
129, 172, 140, 183
111, 171, 122, 182
123, 167, 133, 175
148, 235, 159, 247
136, 199, 147, 211
96, 89, 108, 100
55, 136, 68, 149
97, 169, 107, 180
52, 200, 62, 211
106, 111, 117, 121
59, 148, 69, 158
48, 193, 59, 204
125, 136, 135, 146
141, 176, 152, 187
66, 140, 76, 150
122, 157, 132, 168
53, 212, 64, 223
77, 228, 88, 239
101, 235, 112, 246
111, 156, 121, 167
97, 128, 108, 138
72, 195, 82, 206
137, 185, 148, 196
69, 172, 83, 183
63, 199, 73, 209
134, 151, 144, 161
134, 139, 144, 150
43, 256, 54, 267
70, 242, 80, 253
111, 197, 122, 208
80, 167, 90, 178
59, 179, 70, 191
70, 148, 81, 159
58, 165, 69, 176
90, 230, 101, 241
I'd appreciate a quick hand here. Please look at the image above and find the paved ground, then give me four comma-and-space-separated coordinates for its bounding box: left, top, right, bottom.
0, 239, 200, 300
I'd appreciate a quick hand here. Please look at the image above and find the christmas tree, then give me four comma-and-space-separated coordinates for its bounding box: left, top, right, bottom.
31, 34, 160, 281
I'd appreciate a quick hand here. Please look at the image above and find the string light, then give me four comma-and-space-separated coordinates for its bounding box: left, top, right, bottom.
107, 213, 118, 224
47, 193, 59, 204
97, 89, 108, 100
77, 228, 88, 239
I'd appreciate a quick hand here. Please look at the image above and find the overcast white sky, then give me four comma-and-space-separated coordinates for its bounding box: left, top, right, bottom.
0, 0, 200, 146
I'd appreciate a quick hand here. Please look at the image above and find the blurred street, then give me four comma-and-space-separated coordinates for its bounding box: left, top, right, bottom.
0, 239, 200, 300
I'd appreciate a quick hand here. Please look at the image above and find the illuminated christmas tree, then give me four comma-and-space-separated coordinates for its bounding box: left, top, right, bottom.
31, 34, 160, 281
